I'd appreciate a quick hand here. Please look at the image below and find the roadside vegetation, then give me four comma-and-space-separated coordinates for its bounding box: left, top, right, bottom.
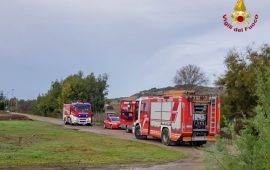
1, 72, 109, 117
0, 120, 184, 168
32, 71, 109, 117
211, 44, 270, 170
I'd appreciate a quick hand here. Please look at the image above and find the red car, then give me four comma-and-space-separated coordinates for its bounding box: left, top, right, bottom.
104, 116, 120, 129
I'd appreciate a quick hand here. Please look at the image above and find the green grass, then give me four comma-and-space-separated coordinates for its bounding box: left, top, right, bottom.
0, 121, 184, 168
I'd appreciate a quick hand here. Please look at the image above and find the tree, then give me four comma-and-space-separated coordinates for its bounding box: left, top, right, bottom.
17, 99, 36, 113
216, 45, 270, 125
214, 52, 270, 170
32, 71, 109, 118
173, 64, 208, 90
0, 91, 5, 110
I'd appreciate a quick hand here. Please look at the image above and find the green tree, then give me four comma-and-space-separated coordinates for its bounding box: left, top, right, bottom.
0, 91, 5, 110
214, 56, 270, 170
33, 80, 63, 117
17, 99, 36, 113
32, 71, 108, 117
91, 74, 108, 112
216, 45, 270, 128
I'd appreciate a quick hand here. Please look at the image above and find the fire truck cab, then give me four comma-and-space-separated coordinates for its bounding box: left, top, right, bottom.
133, 95, 221, 146
119, 100, 137, 133
63, 102, 92, 126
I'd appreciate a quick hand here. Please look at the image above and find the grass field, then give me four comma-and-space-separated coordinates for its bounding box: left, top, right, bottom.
0, 120, 184, 168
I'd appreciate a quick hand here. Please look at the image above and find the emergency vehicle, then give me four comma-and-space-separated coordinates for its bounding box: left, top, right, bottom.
133, 95, 221, 146
119, 100, 137, 133
63, 102, 92, 126
104, 116, 121, 129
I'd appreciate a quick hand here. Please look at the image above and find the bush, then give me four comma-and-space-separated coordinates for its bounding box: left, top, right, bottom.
32, 71, 109, 118
213, 51, 270, 170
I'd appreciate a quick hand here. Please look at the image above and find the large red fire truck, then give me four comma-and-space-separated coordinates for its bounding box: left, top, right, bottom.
119, 100, 137, 133
63, 102, 92, 126
133, 95, 221, 146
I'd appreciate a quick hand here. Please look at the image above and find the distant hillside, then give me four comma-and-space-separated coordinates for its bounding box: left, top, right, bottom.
107, 85, 223, 113
131, 85, 222, 98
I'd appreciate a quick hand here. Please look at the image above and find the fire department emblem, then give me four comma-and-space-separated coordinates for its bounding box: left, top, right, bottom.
223, 0, 259, 32
231, 0, 250, 25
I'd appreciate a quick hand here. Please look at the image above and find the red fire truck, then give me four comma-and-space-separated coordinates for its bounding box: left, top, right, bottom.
63, 102, 92, 126
133, 95, 221, 146
119, 100, 137, 133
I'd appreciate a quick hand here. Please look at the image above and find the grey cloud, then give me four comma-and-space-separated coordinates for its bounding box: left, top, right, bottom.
0, 0, 269, 99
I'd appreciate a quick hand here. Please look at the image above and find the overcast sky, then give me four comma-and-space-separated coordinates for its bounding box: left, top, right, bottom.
0, 0, 270, 99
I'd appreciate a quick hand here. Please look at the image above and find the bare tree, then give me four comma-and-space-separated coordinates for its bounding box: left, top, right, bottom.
173, 64, 209, 90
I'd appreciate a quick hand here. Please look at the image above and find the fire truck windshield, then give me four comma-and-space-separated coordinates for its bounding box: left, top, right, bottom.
75, 105, 91, 111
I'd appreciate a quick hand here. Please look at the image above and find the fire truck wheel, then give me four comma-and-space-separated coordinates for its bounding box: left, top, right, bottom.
135, 125, 142, 139
162, 128, 172, 146
135, 125, 146, 139
126, 126, 131, 133
135, 125, 140, 139
64, 117, 68, 125
69, 118, 73, 125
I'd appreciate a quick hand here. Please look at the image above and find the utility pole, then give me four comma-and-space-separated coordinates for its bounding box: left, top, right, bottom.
11, 89, 15, 112
12, 89, 18, 112
6, 91, 10, 112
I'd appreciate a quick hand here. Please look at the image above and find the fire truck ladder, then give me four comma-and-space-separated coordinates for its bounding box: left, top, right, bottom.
210, 97, 217, 134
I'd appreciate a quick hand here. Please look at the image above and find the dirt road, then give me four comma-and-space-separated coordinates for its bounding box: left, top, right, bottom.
13, 113, 210, 170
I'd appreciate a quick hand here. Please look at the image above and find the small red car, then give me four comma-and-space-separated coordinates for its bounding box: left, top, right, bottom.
104, 116, 120, 129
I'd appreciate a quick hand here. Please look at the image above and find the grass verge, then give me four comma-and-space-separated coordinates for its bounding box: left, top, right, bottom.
0, 120, 184, 168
